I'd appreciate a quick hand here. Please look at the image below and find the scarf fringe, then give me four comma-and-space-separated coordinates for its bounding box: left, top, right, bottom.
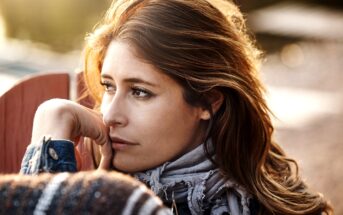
134, 142, 251, 215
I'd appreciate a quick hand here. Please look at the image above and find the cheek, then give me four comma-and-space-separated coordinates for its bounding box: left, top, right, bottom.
133, 99, 199, 144
111, 91, 203, 171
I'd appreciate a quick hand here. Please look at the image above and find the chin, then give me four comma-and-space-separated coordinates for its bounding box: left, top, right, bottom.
112, 156, 161, 173
112, 157, 141, 173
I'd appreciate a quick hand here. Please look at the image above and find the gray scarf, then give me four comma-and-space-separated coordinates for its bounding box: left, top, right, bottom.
134, 142, 251, 215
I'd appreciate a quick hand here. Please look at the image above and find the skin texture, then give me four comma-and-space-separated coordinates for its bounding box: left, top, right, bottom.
100, 41, 210, 172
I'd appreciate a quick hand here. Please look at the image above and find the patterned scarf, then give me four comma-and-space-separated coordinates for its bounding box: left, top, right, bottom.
134, 141, 252, 215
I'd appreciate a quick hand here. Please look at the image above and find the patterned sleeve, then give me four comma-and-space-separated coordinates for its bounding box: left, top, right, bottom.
20, 136, 77, 174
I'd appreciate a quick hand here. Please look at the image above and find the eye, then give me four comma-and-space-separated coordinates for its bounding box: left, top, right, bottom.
100, 80, 116, 93
131, 87, 153, 99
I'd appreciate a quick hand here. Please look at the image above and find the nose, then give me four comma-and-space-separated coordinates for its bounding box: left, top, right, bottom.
101, 94, 128, 127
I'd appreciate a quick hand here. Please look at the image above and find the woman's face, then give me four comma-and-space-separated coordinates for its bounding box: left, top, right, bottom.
100, 41, 208, 172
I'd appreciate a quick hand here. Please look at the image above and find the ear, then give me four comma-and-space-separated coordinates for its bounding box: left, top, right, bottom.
199, 90, 224, 120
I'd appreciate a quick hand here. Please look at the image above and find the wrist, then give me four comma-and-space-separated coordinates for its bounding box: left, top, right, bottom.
21, 137, 77, 174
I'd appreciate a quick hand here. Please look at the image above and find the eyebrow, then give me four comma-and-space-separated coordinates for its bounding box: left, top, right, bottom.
101, 74, 159, 87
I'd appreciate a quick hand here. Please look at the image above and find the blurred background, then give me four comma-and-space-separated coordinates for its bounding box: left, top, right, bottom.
0, 0, 342, 213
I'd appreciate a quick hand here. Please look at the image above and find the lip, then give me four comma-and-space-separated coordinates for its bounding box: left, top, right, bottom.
110, 136, 138, 150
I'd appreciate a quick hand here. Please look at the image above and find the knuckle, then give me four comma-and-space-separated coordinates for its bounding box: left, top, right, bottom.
36, 99, 74, 120
37, 99, 67, 112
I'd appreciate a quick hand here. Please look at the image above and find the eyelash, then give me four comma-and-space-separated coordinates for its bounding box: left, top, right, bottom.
131, 86, 153, 98
100, 81, 115, 92
99, 81, 154, 99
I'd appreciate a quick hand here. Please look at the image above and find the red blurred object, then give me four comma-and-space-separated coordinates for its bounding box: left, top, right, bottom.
0, 72, 95, 173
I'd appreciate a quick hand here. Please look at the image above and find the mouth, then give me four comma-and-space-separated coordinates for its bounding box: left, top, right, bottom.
110, 136, 138, 150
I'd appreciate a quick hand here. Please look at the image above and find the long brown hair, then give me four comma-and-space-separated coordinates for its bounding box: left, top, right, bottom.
83, 0, 333, 214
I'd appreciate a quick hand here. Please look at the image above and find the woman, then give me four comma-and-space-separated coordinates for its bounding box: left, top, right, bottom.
21, 0, 332, 214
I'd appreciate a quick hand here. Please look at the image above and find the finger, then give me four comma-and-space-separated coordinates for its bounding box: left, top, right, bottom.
71, 105, 109, 146
73, 136, 81, 146
100, 138, 113, 159
99, 142, 114, 170
74, 147, 82, 171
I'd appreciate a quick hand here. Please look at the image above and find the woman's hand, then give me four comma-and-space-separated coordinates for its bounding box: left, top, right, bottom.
30, 99, 113, 169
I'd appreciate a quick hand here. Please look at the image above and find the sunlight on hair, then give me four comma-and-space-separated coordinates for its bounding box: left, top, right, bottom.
209, 0, 237, 16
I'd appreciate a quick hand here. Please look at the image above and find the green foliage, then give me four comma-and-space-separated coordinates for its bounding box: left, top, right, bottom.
0, 0, 111, 52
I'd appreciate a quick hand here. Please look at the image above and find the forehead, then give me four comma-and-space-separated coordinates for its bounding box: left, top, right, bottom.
101, 41, 166, 81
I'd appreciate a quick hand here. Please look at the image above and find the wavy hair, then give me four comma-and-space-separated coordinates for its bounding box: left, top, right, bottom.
82, 0, 333, 214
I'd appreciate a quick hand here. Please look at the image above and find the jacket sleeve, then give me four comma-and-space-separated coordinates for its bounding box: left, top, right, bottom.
20, 136, 77, 175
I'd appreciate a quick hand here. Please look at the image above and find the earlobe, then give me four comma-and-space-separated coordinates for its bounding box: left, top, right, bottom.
200, 111, 211, 120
